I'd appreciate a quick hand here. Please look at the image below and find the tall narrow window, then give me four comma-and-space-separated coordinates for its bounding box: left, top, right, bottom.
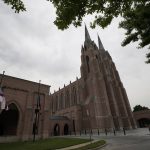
56, 95, 59, 110
66, 90, 70, 108
55, 96, 58, 111
86, 56, 90, 72
96, 55, 98, 59
72, 87, 77, 105
60, 93, 63, 109
51, 99, 54, 113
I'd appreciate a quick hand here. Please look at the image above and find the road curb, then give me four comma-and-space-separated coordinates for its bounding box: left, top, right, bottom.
87, 143, 107, 150
56, 140, 107, 150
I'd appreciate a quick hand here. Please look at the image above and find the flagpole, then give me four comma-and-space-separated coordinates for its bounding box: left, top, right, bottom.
33, 80, 41, 142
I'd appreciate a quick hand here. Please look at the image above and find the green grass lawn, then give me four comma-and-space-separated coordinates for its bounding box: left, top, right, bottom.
0, 137, 90, 150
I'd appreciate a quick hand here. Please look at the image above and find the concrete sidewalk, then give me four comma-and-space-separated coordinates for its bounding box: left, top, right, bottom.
56, 139, 99, 150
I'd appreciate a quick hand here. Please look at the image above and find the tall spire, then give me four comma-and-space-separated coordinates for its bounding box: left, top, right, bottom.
85, 24, 91, 42
98, 34, 105, 51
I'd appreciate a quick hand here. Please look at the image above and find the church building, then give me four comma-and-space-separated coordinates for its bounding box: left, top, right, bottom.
0, 26, 136, 141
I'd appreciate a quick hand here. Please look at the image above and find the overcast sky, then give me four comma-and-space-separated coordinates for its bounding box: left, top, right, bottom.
0, 0, 150, 109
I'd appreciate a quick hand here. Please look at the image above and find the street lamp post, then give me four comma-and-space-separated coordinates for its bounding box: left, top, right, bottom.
33, 80, 41, 142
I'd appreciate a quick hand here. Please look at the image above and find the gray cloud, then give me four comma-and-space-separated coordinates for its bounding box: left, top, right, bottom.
0, 0, 150, 109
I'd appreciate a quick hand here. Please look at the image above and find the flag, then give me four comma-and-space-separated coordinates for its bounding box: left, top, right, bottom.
0, 87, 6, 110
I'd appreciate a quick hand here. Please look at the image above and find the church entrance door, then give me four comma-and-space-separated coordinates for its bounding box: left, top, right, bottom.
54, 124, 60, 136
0, 103, 19, 136
64, 124, 69, 135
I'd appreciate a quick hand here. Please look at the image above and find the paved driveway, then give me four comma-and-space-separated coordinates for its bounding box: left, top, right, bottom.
99, 135, 150, 150
94, 128, 150, 150
69, 128, 150, 150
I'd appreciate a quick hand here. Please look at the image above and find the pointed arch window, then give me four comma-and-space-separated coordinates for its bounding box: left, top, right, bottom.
51, 99, 54, 113
52, 98, 55, 112
60, 93, 63, 109
55, 96, 58, 111
96, 55, 98, 59
65, 90, 70, 108
72, 87, 77, 105
57, 95, 59, 110
86, 56, 90, 72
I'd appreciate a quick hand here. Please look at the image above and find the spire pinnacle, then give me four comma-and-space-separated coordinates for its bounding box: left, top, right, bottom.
81, 45, 84, 49
81, 45, 83, 51
85, 24, 91, 42
97, 34, 105, 51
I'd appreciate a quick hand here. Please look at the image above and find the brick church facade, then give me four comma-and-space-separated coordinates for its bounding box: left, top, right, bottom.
0, 27, 136, 141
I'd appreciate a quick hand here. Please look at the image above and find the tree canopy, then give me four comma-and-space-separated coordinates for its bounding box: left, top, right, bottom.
2, 0, 150, 63
133, 105, 149, 112
2, 0, 26, 13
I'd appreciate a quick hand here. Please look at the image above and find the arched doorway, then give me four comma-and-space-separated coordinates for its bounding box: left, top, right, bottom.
138, 118, 150, 128
54, 124, 60, 136
0, 103, 19, 136
64, 124, 69, 135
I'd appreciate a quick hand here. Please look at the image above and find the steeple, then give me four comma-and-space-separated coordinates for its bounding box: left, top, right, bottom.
98, 34, 105, 51
85, 24, 91, 42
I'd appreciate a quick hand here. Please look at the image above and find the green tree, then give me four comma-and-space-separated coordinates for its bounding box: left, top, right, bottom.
133, 105, 149, 112
2, 0, 150, 63
2, 0, 26, 13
